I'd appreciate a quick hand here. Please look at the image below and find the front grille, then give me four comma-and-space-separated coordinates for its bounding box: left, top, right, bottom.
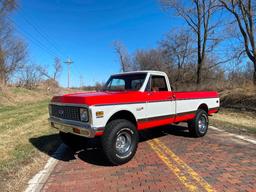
50, 105, 81, 121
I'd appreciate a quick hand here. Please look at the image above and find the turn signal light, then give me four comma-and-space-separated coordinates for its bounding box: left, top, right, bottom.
96, 111, 104, 118
73, 128, 80, 134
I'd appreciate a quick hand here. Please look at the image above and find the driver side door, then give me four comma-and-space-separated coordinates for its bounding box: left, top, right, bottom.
144, 75, 175, 128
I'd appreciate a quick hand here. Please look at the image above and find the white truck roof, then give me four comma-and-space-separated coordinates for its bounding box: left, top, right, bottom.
114, 70, 167, 76
112, 70, 171, 92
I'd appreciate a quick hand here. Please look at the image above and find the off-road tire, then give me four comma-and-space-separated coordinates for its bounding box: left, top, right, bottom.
188, 109, 209, 137
101, 119, 138, 165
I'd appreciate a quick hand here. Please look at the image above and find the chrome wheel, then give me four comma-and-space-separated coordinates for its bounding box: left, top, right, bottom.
115, 130, 132, 154
198, 116, 207, 134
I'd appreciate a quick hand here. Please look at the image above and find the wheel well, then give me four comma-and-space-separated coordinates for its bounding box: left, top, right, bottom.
107, 110, 137, 127
198, 104, 208, 113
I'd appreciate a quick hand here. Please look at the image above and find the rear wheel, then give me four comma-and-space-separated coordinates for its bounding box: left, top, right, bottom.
101, 119, 138, 165
188, 109, 208, 137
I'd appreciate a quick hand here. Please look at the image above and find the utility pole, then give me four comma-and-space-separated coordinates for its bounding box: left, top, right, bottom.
64, 58, 73, 88
79, 74, 84, 88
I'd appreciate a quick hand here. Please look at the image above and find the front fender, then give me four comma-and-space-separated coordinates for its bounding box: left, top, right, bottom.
90, 104, 146, 128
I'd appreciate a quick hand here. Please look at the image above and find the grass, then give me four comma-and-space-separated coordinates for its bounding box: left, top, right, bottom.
0, 86, 51, 107
210, 108, 256, 136
0, 99, 61, 192
10, 87, 32, 94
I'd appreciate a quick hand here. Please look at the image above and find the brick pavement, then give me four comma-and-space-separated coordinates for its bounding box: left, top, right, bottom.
41, 125, 256, 192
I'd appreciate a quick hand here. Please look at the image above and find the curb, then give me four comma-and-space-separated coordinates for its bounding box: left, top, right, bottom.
25, 144, 67, 192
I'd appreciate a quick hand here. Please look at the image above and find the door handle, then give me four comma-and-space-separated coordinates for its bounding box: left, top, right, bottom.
170, 95, 176, 100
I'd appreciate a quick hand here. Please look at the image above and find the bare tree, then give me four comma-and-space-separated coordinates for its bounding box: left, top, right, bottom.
0, 0, 26, 85
134, 49, 169, 71
161, 0, 222, 84
53, 57, 62, 80
219, 0, 256, 85
0, 0, 16, 15
36, 65, 51, 80
18, 64, 42, 89
3, 38, 27, 82
113, 41, 133, 72
37, 57, 62, 81
160, 30, 195, 82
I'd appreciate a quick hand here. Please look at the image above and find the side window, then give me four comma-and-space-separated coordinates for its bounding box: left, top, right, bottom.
151, 76, 168, 91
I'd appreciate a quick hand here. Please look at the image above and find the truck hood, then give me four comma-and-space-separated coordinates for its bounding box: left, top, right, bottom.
51, 91, 147, 106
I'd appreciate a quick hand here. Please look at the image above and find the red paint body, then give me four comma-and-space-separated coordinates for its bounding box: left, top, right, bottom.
52, 91, 218, 106
52, 90, 219, 134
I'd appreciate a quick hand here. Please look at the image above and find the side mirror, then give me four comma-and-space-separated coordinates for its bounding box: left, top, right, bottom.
170, 85, 174, 91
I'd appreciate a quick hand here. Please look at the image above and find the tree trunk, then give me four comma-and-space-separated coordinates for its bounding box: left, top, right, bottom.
0, 71, 6, 85
196, 59, 202, 85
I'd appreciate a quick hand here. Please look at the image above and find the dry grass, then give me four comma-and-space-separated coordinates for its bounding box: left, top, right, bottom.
0, 98, 60, 192
0, 84, 77, 107
0, 86, 83, 192
0, 99, 60, 191
218, 86, 256, 111
210, 108, 256, 136
0, 86, 51, 107
3, 151, 50, 192
209, 86, 256, 136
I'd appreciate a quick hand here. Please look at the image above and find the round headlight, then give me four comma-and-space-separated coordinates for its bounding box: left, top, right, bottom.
80, 108, 88, 122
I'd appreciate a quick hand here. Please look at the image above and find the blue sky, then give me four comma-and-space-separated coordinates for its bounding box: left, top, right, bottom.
12, 0, 180, 87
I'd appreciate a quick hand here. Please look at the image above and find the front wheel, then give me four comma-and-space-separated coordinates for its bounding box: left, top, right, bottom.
101, 119, 138, 165
188, 109, 209, 137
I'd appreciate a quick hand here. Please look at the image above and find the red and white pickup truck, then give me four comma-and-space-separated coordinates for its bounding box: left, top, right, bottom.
49, 71, 219, 165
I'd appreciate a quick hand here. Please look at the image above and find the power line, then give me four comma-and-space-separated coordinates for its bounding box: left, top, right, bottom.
15, 4, 65, 58
7, 16, 59, 58
18, 13, 64, 57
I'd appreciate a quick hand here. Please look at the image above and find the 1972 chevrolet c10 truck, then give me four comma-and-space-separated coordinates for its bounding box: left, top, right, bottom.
49, 71, 219, 165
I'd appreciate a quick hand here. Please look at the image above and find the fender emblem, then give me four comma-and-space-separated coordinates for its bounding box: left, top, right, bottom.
136, 107, 144, 111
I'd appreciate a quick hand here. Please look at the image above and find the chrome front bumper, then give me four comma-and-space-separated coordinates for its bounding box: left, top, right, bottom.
49, 117, 101, 138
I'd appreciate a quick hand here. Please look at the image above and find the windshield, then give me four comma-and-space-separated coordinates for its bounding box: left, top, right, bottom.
104, 73, 147, 91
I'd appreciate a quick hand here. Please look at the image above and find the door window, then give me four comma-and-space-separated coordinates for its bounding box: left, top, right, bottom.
150, 76, 168, 91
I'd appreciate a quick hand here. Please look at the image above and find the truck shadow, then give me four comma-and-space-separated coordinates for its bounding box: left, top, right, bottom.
29, 124, 190, 166
139, 123, 191, 142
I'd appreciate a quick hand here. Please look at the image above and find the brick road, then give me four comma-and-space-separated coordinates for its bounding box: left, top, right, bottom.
41, 124, 256, 192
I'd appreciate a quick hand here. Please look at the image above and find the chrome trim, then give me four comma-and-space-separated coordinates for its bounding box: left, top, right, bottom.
88, 108, 93, 125
48, 116, 102, 138
49, 102, 89, 108
198, 115, 207, 134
